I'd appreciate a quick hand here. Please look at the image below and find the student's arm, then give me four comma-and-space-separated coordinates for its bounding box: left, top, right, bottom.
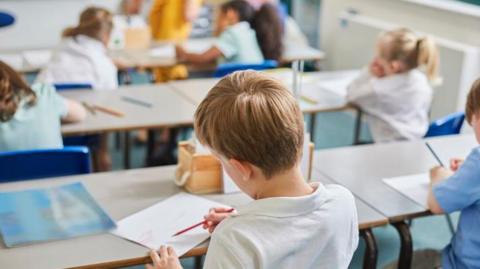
62, 99, 87, 123
183, 0, 201, 23
428, 148, 480, 214
427, 166, 452, 214
346, 68, 375, 103
146, 246, 182, 269
175, 45, 222, 65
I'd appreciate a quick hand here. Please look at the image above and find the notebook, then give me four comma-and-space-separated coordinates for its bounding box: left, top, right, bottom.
383, 173, 429, 208
0, 182, 116, 247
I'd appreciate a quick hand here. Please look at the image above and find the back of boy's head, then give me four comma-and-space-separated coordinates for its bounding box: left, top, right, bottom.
466, 78, 480, 124
379, 28, 439, 82
63, 6, 113, 41
194, 70, 304, 178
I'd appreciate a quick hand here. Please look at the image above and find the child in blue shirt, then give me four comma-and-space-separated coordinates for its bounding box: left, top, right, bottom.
428, 78, 480, 269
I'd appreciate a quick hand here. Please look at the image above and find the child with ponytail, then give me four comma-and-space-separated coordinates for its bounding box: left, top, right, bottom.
36, 6, 118, 90
175, 0, 283, 65
347, 28, 439, 143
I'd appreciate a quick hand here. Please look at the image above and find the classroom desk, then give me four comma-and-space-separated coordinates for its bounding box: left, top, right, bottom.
312, 134, 477, 269
169, 70, 362, 143
60, 84, 196, 136
1, 39, 325, 74
0, 166, 388, 269
60, 84, 197, 168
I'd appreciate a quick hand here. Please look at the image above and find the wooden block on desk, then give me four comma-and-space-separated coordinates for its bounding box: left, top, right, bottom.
176, 142, 222, 194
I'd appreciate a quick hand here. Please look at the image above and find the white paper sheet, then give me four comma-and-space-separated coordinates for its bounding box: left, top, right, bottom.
22, 50, 52, 67
149, 46, 175, 58
111, 193, 228, 255
383, 173, 429, 208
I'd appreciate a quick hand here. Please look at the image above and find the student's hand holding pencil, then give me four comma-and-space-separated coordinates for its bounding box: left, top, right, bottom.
450, 158, 465, 172
429, 166, 453, 185
203, 207, 236, 234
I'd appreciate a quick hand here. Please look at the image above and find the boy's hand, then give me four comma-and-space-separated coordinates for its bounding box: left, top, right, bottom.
429, 166, 453, 185
203, 207, 235, 233
146, 246, 182, 269
175, 45, 187, 61
449, 158, 464, 172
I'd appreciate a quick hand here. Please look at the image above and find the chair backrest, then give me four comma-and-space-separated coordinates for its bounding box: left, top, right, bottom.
0, 12, 15, 28
213, 60, 278, 78
425, 112, 466, 138
0, 146, 92, 182
53, 83, 93, 91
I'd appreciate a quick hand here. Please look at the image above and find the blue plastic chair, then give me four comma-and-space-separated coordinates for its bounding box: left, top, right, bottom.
0, 12, 15, 28
213, 60, 278, 78
425, 112, 465, 138
53, 83, 93, 91
0, 146, 91, 182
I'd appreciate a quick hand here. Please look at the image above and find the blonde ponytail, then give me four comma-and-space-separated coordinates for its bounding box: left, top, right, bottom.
379, 28, 440, 83
417, 36, 439, 82
62, 7, 113, 42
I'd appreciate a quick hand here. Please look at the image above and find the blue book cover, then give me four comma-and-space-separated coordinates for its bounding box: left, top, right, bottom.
0, 182, 116, 247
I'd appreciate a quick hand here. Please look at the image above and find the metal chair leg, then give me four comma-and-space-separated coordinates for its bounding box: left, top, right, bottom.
392, 221, 413, 269
445, 214, 455, 235
360, 229, 378, 269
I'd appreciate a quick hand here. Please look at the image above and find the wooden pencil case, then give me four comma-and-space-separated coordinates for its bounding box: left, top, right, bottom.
175, 141, 222, 194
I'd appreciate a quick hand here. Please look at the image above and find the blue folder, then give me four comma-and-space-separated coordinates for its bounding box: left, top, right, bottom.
0, 182, 116, 247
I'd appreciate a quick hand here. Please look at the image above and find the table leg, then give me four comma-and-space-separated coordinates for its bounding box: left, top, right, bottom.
353, 108, 363, 145
194, 256, 203, 269
392, 221, 413, 269
360, 229, 378, 269
146, 129, 156, 165
309, 113, 317, 142
123, 131, 131, 169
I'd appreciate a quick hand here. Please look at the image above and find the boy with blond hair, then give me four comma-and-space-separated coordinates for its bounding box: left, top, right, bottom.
147, 71, 359, 269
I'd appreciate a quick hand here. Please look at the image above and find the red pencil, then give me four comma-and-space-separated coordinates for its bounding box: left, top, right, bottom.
172, 208, 235, 237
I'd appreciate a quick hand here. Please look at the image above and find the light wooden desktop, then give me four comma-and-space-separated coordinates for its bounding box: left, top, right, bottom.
0, 166, 387, 269
60, 84, 197, 136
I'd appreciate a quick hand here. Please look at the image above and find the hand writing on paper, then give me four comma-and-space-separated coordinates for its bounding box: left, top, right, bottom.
146, 246, 182, 269
429, 166, 453, 186
175, 45, 187, 62
449, 158, 464, 172
203, 207, 235, 233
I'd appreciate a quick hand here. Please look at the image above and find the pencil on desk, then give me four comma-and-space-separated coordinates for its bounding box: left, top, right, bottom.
93, 104, 125, 118
425, 142, 445, 167
81, 102, 96, 115
173, 208, 235, 237
300, 95, 319, 105
121, 96, 153, 108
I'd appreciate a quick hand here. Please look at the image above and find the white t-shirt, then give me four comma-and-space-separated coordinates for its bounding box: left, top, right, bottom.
36, 35, 118, 90
203, 183, 359, 269
347, 68, 433, 143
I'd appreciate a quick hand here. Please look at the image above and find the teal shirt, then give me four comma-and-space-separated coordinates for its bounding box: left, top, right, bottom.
215, 21, 264, 64
0, 84, 67, 152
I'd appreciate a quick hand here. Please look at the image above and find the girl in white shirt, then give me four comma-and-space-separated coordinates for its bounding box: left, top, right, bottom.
36, 7, 118, 171
36, 7, 118, 90
347, 28, 439, 143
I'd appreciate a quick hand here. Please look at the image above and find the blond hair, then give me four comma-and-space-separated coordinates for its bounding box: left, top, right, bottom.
466, 78, 480, 124
194, 71, 304, 178
379, 28, 439, 82
63, 7, 113, 42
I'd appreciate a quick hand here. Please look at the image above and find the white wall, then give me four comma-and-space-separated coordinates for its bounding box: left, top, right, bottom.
320, 0, 480, 70
0, 0, 121, 51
